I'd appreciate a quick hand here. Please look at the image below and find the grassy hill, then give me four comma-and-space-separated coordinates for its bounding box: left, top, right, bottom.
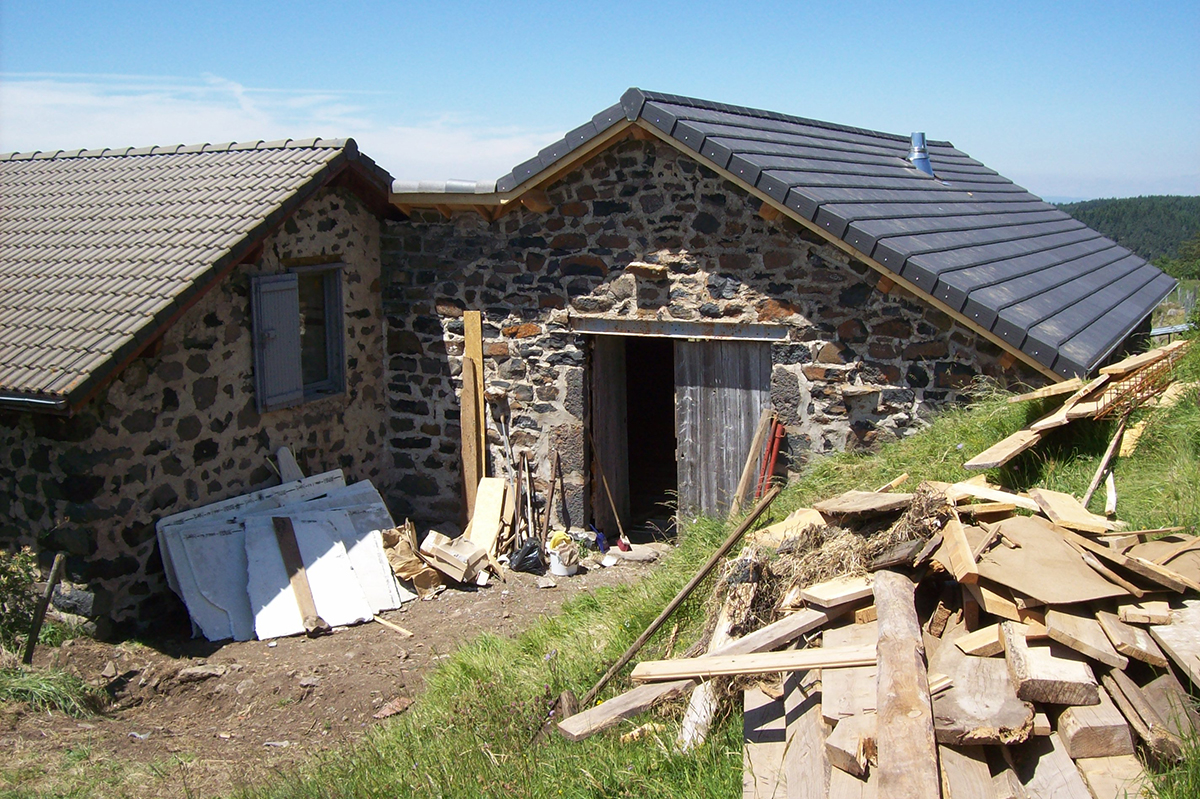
1056, 195, 1200, 262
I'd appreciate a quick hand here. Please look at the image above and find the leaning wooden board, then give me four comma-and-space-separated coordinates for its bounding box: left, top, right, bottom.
1149, 599, 1200, 686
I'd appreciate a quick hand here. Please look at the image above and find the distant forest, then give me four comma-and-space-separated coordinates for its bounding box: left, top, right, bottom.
1056, 196, 1200, 279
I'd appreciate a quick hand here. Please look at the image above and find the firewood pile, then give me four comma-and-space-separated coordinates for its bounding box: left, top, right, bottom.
557, 341, 1200, 799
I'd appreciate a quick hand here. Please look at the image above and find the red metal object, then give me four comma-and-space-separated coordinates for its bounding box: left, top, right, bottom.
756, 420, 785, 499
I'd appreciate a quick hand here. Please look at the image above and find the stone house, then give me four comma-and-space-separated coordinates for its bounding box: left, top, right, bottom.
0, 90, 1173, 629
0, 139, 398, 628
384, 89, 1173, 535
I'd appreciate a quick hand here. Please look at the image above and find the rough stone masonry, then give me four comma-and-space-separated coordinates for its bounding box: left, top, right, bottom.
381, 137, 1041, 528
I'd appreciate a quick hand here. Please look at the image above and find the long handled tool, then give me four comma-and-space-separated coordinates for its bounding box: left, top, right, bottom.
579, 486, 780, 707
585, 427, 629, 547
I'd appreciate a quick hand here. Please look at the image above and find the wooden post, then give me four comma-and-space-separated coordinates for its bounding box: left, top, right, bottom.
272, 517, 329, 637
579, 486, 780, 707
463, 310, 486, 478
873, 570, 940, 798
22, 553, 65, 665
1082, 412, 1129, 507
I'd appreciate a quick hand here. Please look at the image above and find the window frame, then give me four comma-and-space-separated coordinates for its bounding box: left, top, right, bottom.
291, 262, 346, 401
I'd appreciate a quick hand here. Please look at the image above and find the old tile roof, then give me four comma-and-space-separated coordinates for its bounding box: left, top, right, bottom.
0, 138, 392, 411
398, 89, 1174, 379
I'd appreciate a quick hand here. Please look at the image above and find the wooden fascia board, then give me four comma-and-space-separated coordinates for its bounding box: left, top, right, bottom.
630, 118, 1060, 382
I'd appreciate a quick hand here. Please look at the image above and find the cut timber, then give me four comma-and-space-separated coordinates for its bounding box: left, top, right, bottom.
580, 487, 779, 706
1149, 599, 1200, 686
1015, 733, 1095, 799
828, 767, 876, 799
854, 605, 877, 624
1142, 672, 1200, 739
1102, 670, 1184, 762
826, 713, 876, 778
1120, 601, 1171, 625
814, 490, 913, 517
678, 600, 734, 752
1055, 527, 1190, 593
730, 408, 772, 518
1057, 686, 1134, 758
1099, 339, 1189, 376
558, 604, 839, 741
1001, 622, 1099, 706
959, 502, 1017, 518
1045, 608, 1128, 669
1033, 713, 1052, 736
938, 744, 992, 799
743, 686, 789, 798
930, 621, 1034, 746
1029, 374, 1110, 431
874, 472, 909, 492
1073, 755, 1148, 799
1083, 414, 1130, 508
463, 310, 486, 484
992, 769, 1030, 799
955, 624, 1005, 657
466, 477, 506, 558
748, 507, 826, 547
1104, 471, 1117, 516
801, 574, 873, 608
963, 429, 1041, 470
823, 622, 878, 724
1008, 377, 1085, 403
1028, 488, 1115, 533
629, 644, 876, 683
275, 446, 304, 482
937, 511, 979, 584
947, 482, 1041, 512
1070, 543, 1147, 598
782, 669, 831, 799
459, 357, 481, 517
965, 581, 1049, 626
1096, 610, 1168, 667
873, 571, 939, 799
271, 517, 328, 636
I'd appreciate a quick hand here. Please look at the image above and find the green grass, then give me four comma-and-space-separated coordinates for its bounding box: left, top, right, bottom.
0, 666, 103, 718
223, 345, 1200, 799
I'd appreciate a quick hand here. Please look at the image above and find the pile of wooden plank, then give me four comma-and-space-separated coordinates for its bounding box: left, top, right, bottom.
965, 340, 1193, 474
558, 476, 1200, 799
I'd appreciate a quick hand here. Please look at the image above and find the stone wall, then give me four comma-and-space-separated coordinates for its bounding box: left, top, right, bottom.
381, 138, 1043, 528
0, 187, 391, 629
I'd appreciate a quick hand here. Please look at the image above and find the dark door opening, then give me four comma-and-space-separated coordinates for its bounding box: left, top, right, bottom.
623, 337, 676, 530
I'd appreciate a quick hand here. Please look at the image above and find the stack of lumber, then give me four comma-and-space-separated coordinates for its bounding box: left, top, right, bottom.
965, 340, 1192, 471
559, 476, 1200, 799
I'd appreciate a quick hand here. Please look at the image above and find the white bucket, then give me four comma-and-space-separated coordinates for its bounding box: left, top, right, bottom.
548, 549, 578, 577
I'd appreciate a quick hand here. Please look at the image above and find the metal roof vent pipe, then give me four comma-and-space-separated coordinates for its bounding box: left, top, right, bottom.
908, 132, 934, 176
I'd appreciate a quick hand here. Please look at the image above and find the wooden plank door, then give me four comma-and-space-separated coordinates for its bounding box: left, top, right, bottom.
590, 336, 630, 535
675, 339, 771, 517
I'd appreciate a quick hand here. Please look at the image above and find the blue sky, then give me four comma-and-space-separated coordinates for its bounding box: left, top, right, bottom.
1, 1, 1196, 201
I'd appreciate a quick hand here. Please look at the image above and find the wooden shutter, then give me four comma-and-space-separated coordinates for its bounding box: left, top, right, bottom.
251, 274, 303, 412
675, 339, 771, 517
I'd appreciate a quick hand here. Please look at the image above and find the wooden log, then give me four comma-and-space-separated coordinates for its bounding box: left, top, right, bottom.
930, 621, 1034, 746
1096, 610, 1168, 667
814, 490, 913, 517
801, 574, 873, 608
579, 487, 779, 707
938, 744, 992, 799
630, 644, 876, 683
826, 713, 876, 778
1149, 599, 1200, 686
873, 571, 939, 799
274, 446, 305, 482
1028, 487, 1115, 534
272, 517, 330, 636
558, 603, 838, 741
21, 553, 65, 665
1057, 686, 1134, 758
1045, 608, 1128, 669
1000, 622, 1099, 706
1014, 733, 1096, 799
1073, 755, 1148, 799
823, 622, 878, 724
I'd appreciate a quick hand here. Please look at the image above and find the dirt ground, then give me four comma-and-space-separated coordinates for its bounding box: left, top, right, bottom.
2, 551, 664, 798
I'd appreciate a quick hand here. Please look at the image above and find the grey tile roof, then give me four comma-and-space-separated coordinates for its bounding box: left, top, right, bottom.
0, 138, 392, 408
425, 89, 1174, 378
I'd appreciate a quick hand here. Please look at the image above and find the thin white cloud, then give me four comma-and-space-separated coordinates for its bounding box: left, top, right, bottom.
0, 74, 559, 182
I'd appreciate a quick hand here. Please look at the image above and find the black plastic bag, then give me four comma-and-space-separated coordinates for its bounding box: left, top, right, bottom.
510, 539, 545, 573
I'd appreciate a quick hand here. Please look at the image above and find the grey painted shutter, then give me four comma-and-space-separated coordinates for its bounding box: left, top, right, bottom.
251, 274, 303, 412
675, 339, 771, 517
